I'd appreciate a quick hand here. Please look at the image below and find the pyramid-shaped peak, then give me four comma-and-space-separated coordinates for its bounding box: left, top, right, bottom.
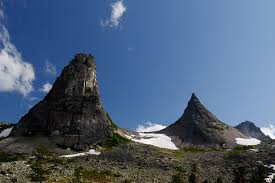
191, 92, 197, 99
160, 93, 247, 147
189, 93, 200, 103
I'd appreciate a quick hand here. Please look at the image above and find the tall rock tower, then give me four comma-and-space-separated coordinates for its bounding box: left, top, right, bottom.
11, 53, 112, 150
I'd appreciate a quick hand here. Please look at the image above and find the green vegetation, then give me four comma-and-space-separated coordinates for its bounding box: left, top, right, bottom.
233, 166, 246, 183
188, 164, 197, 183
122, 180, 132, 183
30, 160, 50, 182
182, 147, 209, 153
71, 166, 121, 183
174, 150, 185, 159
0, 151, 22, 162
171, 173, 184, 183
216, 177, 223, 183
98, 133, 131, 151
105, 112, 118, 130
223, 146, 248, 160
250, 165, 267, 183
175, 165, 187, 173
29, 145, 66, 182
232, 165, 267, 183
159, 146, 221, 160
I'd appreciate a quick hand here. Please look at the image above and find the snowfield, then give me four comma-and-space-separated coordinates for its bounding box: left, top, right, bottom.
126, 133, 179, 150
265, 165, 275, 183
0, 127, 13, 138
60, 149, 100, 158
235, 137, 261, 146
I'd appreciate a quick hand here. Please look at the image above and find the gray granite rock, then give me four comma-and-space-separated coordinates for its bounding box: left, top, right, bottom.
235, 121, 272, 142
10, 53, 112, 150
160, 93, 247, 148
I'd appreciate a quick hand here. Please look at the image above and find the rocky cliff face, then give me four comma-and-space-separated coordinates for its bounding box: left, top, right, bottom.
160, 94, 247, 148
11, 53, 112, 150
235, 121, 271, 142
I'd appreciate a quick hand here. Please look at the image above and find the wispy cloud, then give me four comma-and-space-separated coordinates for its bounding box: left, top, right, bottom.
27, 96, 39, 102
261, 125, 275, 139
0, 3, 35, 96
136, 122, 167, 132
45, 60, 56, 76
0, 1, 4, 20
101, 0, 126, 28
39, 82, 52, 93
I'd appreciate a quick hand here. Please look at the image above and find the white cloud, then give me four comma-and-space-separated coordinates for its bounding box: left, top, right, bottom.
45, 60, 56, 76
261, 125, 275, 139
0, 1, 4, 20
0, 7, 35, 96
101, 0, 126, 27
39, 82, 52, 93
136, 122, 166, 132
0, 10, 3, 20
27, 96, 38, 101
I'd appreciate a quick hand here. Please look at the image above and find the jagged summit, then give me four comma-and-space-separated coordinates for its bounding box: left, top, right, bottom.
191, 92, 198, 100
235, 121, 271, 142
10, 53, 112, 150
160, 94, 246, 147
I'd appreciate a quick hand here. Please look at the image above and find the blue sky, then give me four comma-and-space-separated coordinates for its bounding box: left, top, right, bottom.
1, 0, 275, 132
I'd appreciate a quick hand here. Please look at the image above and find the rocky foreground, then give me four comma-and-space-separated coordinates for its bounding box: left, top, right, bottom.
0, 141, 275, 183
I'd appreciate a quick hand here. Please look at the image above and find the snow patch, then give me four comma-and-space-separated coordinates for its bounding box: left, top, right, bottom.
136, 122, 166, 132
126, 133, 178, 150
0, 127, 13, 138
265, 165, 275, 183
235, 137, 261, 146
60, 149, 100, 158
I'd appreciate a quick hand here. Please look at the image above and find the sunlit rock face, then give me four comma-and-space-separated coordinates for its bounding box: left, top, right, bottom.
11, 53, 112, 150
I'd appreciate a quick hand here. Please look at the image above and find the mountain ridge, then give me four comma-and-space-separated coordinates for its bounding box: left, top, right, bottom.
235, 121, 272, 142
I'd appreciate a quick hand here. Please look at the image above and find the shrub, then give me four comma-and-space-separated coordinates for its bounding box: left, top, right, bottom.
175, 165, 186, 173
71, 167, 121, 183
223, 147, 246, 160
99, 133, 131, 150
29, 146, 51, 182
105, 112, 118, 130
188, 164, 197, 183
171, 173, 183, 183
0, 151, 19, 162
233, 166, 246, 183
183, 147, 207, 153
250, 165, 267, 183
30, 160, 49, 182
216, 177, 223, 183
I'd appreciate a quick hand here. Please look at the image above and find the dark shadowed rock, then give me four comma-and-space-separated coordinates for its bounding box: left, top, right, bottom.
10, 53, 112, 150
235, 121, 271, 142
159, 93, 247, 148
